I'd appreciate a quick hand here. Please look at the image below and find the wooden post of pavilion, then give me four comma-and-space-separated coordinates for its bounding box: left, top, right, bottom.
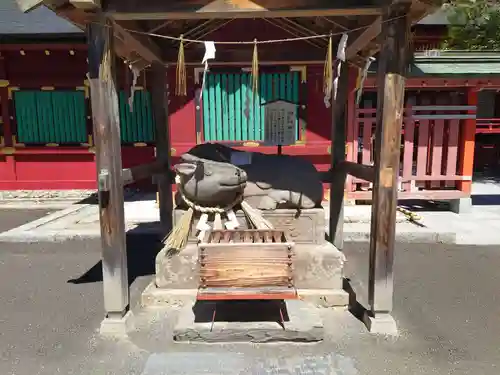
150, 62, 173, 234
329, 66, 350, 250
87, 17, 133, 336
364, 1, 411, 335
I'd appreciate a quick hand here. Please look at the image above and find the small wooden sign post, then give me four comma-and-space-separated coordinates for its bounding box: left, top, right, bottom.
263, 99, 298, 154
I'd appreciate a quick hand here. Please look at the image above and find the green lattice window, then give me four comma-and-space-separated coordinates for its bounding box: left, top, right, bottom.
13, 90, 87, 144
202, 71, 300, 142
118, 90, 155, 143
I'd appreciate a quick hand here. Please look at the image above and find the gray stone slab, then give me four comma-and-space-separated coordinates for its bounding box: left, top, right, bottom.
173, 300, 324, 343
174, 207, 326, 245
141, 352, 359, 375
293, 242, 346, 291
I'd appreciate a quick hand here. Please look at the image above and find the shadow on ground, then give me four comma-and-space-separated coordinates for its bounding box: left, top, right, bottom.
67, 226, 162, 286
397, 199, 450, 212
343, 277, 368, 323
473, 167, 500, 183
75, 189, 156, 206
472, 194, 500, 205
193, 300, 289, 326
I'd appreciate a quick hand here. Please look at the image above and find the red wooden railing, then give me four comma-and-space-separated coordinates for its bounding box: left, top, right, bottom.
346, 104, 476, 200
476, 118, 500, 134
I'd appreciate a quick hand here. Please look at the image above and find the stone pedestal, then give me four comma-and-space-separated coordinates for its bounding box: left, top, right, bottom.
450, 197, 472, 214
144, 207, 348, 309
99, 310, 135, 337
363, 311, 399, 336
150, 242, 348, 307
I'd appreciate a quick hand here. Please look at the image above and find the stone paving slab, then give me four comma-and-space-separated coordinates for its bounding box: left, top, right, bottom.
173, 300, 324, 343
140, 352, 359, 375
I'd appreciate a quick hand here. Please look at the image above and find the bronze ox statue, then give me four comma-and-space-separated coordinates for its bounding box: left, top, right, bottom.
173, 143, 323, 210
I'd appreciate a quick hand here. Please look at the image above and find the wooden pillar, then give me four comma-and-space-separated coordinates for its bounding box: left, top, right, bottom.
0, 86, 12, 147
87, 18, 130, 323
457, 87, 477, 194
151, 62, 173, 234
329, 64, 350, 250
366, 2, 410, 334
0, 51, 13, 147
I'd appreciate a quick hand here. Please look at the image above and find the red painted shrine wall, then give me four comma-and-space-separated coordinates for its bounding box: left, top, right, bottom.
0, 44, 156, 190
0, 21, 339, 192
0, 20, 495, 196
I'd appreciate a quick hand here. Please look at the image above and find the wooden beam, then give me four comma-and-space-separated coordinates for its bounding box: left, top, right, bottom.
105, 0, 381, 20
122, 159, 169, 186
366, 1, 411, 333
339, 161, 375, 182
346, 17, 381, 59
69, 0, 101, 9
347, 0, 440, 61
87, 17, 130, 321
15, 0, 67, 12
14, 0, 44, 12
347, 189, 468, 201
150, 62, 173, 234
328, 64, 350, 251
47, 6, 150, 71
112, 21, 162, 64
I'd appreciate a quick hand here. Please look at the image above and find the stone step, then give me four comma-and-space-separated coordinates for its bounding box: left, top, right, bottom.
173, 299, 324, 343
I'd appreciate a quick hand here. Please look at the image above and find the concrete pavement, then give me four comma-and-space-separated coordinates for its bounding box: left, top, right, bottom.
0, 196, 498, 244
0, 209, 52, 233
0, 209, 499, 375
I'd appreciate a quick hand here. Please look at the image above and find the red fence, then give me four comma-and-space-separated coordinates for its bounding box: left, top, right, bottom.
346, 103, 476, 200
476, 118, 500, 134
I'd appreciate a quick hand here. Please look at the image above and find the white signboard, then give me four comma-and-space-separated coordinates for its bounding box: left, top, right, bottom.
263, 100, 297, 146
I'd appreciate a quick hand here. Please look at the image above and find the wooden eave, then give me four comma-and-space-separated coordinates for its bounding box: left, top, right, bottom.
15, 0, 441, 70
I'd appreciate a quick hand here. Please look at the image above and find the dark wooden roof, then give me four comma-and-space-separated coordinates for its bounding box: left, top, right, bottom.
0, 0, 81, 35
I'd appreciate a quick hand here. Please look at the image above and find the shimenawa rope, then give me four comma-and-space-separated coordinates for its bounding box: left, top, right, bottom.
162, 174, 273, 252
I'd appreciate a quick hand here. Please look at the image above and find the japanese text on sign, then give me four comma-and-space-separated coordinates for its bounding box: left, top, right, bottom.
264, 100, 297, 146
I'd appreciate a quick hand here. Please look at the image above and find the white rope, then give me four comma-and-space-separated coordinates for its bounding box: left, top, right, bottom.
101, 15, 408, 46
175, 175, 243, 214
175, 173, 272, 235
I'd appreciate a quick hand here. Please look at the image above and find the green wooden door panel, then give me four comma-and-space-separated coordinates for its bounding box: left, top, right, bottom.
234, 74, 242, 141
202, 71, 300, 142
118, 90, 155, 143
13, 90, 87, 144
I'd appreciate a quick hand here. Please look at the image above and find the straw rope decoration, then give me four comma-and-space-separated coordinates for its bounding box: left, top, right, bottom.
89, 14, 412, 97
162, 173, 274, 253
175, 34, 187, 96
251, 39, 259, 93
323, 33, 333, 100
